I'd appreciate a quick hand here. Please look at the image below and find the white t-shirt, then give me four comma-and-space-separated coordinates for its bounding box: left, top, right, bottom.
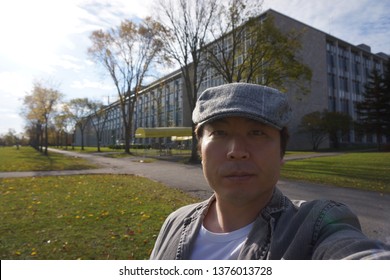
189, 222, 254, 260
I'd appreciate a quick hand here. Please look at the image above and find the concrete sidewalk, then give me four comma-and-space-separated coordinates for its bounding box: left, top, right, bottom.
1, 148, 389, 244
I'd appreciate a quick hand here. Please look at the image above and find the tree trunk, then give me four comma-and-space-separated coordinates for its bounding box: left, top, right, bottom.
189, 123, 200, 163
44, 123, 49, 156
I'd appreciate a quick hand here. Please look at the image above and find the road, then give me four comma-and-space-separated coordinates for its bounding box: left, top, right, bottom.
1, 148, 389, 244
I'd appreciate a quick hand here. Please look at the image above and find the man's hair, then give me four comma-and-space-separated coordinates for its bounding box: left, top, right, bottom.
195, 125, 289, 158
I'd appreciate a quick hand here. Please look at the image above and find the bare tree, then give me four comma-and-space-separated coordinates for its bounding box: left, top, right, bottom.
54, 106, 74, 149
206, 0, 262, 82
88, 100, 109, 152
299, 111, 328, 151
22, 81, 63, 155
150, 81, 166, 150
65, 98, 92, 150
88, 17, 166, 154
155, 0, 219, 162
206, 2, 311, 92
53, 113, 67, 148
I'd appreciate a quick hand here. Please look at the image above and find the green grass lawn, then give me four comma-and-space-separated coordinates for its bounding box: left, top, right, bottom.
0, 146, 97, 172
0, 174, 198, 260
281, 152, 390, 193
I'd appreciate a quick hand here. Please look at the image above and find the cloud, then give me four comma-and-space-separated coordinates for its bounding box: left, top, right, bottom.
52, 55, 85, 72
70, 78, 115, 90
0, 111, 25, 136
0, 72, 31, 97
0, 0, 154, 134
328, 1, 390, 54
77, 0, 155, 30
78, 0, 129, 28
263, 0, 390, 54
0, 1, 84, 73
0, 71, 32, 133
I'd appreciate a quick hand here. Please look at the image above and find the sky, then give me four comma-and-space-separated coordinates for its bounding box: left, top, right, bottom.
0, 0, 389, 136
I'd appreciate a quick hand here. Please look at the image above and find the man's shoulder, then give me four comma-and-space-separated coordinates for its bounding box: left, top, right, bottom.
166, 198, 211, 222
286, 198, 361, 230
296, 199, 351, 212
292, 198, 355, 216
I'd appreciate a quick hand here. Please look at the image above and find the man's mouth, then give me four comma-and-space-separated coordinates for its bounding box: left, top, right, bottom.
224, 172, 255, 180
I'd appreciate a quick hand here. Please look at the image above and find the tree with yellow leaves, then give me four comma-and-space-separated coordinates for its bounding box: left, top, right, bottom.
22, 81, 63, 155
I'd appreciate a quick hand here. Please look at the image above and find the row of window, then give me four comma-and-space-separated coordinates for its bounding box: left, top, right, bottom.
329, 96, 361, 119
327, 73, 364, 95
326, 41, 385, 108
326, 41, 382, 76
135, 81, 183, 129
327, 52, 375, 77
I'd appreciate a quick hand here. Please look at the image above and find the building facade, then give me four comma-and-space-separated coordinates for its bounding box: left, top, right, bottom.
75, 9, 389, 150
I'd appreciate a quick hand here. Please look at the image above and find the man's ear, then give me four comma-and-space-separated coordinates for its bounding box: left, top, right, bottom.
280, 158, 286, 166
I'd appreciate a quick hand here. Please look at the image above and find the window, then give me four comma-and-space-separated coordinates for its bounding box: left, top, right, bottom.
327, 51, 334, 68
338, 46, 349, 72
353, 80, 361, 95
339, 77, 348, 92
328, 73, 335, 89
340, 98, 349, 114
328, 96, 336, 112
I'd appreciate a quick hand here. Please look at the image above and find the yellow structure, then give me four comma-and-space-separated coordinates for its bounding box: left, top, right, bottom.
135, 127, 192, 139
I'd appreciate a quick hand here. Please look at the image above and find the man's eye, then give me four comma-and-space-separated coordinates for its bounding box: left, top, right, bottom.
251, 130, 264, 136
210, 130, 227, 137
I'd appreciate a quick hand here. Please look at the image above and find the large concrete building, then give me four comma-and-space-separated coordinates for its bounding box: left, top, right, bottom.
76, 9, 389, 150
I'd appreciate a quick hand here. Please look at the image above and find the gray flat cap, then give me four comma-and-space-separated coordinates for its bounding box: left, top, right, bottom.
192, 83, 291, 130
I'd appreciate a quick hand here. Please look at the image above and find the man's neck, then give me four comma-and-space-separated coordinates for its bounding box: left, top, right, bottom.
203, 194, 271, 233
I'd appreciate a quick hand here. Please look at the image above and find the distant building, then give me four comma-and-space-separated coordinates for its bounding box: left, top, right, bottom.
75, 9, 389, 150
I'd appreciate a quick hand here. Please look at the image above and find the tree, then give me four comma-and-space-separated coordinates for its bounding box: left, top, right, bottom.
150, 82, 166, 150
155, 0, 219, 162
205, 0, 261, 83
356, 66, 390, 150
23, 120, 42, 151
1, 129, 19, 148
300, 110, 352, 150
322, 111, 352, 149
53, 107, 74, 149
384, 59, 390, 95
88, 17, 166, 154
299, 111, 327, 150
383, 58, 390, 141
88, 100, 109, 152
22, 81, 63, 155
65, 98, 92, 150
206, 4, 311, 92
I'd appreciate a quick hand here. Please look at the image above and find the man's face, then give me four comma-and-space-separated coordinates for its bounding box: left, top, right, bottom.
200, 117, 282, 206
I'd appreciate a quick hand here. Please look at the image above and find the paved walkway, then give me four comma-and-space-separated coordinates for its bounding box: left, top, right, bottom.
1, 148, 389, 244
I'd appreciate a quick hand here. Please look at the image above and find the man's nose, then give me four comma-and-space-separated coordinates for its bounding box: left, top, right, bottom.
226, 136, 249, 160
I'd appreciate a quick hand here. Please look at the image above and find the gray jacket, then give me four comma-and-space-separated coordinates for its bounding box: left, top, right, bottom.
150, 188, 390, 260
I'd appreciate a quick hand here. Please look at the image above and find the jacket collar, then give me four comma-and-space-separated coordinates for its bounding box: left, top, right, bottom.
263, 187, 289, 216
195, 186, 288, 221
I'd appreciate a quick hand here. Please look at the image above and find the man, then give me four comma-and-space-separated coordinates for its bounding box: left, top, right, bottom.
150, 83, 390, 260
